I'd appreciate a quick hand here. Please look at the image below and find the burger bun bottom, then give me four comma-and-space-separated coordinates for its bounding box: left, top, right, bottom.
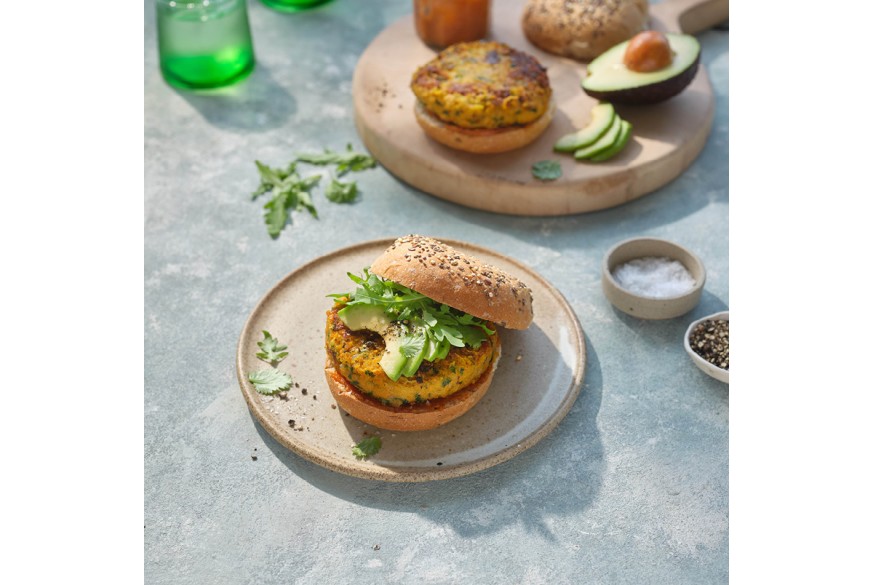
414, 101, 554, 154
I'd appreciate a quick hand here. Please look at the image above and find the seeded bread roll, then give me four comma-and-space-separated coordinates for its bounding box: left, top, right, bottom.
522, 0, 649, 62
324, 342, 500, 432
369, 235, 534, 330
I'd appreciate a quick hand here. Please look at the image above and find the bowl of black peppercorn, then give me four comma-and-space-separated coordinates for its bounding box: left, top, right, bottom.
684, 311, 729, 383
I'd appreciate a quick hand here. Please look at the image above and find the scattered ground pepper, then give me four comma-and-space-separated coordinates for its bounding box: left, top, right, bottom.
689, 319, 729, 370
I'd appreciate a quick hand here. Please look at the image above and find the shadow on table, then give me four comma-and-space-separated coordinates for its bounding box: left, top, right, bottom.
174, 63, 297, 133
608, 289, 729, 404
255, 339, 605, 539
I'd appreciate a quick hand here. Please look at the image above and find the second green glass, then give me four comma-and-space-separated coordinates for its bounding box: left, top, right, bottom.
260, 0, 333, 12
157, 0, 255, 90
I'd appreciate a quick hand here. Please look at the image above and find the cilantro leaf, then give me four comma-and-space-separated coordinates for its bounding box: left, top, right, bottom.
248, 369, 293, 395
352, 436, 382, 459
256, 330, 288, 364
532, 160, 562, 181
324, 178, 359, 203
399, 331, 426, 358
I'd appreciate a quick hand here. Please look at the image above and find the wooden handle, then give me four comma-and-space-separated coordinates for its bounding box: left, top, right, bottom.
655, 0, 729, 34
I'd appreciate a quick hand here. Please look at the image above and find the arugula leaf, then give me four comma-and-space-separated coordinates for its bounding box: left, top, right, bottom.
251, 148, 375, 239
248, 369, 293, 395
296, 144, 377, 176
532, 160, 562, 181
352, 436, 382, 459
254, 161, 324, 238
256, 330, 288, 364
263, 191, 289, 238
324, 178, 359, 203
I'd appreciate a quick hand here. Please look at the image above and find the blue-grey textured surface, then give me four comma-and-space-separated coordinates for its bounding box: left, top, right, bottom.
145, 1, 729, 582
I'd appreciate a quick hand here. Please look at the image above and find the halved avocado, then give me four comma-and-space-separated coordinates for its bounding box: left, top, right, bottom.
574, 115, 622, 160
554, 102, 616, 153
581, 33, 701, 104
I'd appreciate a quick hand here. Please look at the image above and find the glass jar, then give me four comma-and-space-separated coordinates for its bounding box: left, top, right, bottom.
414, 0, 491, 50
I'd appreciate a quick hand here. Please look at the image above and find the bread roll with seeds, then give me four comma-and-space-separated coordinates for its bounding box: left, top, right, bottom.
369, 235, 534, 330
521, 0, 649, 62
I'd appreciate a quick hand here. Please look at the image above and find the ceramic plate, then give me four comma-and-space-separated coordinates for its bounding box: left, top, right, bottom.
236, 238, 586, 481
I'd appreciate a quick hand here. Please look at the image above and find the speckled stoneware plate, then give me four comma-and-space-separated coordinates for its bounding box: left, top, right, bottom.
236, 238, 586, 482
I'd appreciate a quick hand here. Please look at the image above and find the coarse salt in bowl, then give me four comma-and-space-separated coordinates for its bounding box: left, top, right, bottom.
602, 237, 706, 319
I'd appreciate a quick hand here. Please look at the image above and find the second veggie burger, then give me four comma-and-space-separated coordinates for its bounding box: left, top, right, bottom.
410, 41, 553, 154
325, 235, 534, 431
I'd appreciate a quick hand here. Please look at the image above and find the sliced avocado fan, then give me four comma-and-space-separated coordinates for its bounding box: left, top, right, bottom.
574, 115, 623, 160
554, 102, 616, 152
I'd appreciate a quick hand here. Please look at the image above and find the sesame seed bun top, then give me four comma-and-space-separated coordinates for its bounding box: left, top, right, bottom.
369, 235, 534, 330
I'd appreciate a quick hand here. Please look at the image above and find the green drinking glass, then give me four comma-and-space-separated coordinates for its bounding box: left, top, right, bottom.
260, 0, 333, 12
156, 0, 256, 90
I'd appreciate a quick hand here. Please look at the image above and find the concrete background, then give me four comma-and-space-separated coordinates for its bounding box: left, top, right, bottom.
145, 0, 729, 582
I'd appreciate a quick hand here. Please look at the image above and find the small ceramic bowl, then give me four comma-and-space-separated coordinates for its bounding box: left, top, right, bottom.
601, 237, 706, 319
684, 311, 729, 383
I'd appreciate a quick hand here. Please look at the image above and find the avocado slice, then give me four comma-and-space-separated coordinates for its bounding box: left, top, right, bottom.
588, 120, 633, 162
581, 33, 701, 104
337, 304, 392, 333
380, 327, 408, 382
554, 103, 616, 153
574, 115, 622, 160
338, 305, 411, 380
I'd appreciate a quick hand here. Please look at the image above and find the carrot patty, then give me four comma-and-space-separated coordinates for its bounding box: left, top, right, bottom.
410, 40, 552, 130
325, 305, 497, 407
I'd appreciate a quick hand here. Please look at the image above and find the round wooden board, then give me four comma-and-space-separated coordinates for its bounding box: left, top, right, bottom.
352, 0, 716, 216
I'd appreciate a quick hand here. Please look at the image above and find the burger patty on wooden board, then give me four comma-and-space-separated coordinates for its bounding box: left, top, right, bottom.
410, 41, 552, 130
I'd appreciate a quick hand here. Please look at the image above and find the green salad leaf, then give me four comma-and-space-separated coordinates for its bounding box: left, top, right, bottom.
330, 269, 495, 379
532, 159, 562, 181
352, 436, 382, 459
256, 330, 288, 364
247, 369, 293, 395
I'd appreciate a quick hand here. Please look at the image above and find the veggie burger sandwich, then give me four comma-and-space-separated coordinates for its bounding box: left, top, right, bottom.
325, 235, 533, 431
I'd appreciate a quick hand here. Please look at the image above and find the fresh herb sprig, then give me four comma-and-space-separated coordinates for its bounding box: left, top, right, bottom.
247, 369, 293, 395
352, 436, 382, 459
252, 145, 376, 239
329, 269, 495, 368
248, 330, 292, 394
256, 330, 288, 364
532, 159, 562, 181
295, 144, 378, 176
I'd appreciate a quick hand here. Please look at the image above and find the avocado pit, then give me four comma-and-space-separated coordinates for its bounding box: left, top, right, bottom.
623, 31, 673, 73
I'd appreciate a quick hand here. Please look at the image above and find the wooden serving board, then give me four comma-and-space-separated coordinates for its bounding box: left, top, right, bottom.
352, 0, 728, 216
